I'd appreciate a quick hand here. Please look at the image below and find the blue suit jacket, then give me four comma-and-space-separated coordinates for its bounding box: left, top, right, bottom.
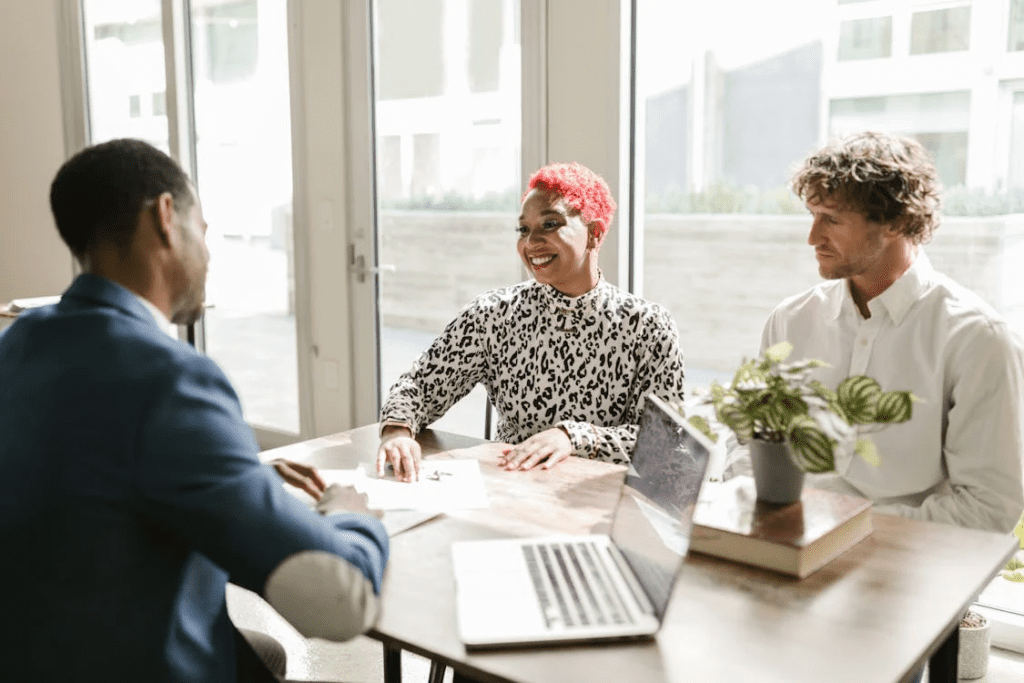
0, 274, 388, 682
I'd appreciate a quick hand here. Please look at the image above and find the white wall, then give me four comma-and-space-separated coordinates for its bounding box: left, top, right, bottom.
0, 0, 75, 303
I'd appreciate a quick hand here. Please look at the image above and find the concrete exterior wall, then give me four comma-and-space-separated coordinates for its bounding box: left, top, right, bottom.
382, 210, 1024, 377
379, 211, 523, 330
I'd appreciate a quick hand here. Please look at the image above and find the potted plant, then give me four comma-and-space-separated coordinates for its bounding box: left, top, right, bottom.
686, 341, 916, 504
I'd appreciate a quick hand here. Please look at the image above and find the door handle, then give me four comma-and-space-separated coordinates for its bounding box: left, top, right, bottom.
348, 244, 396, 283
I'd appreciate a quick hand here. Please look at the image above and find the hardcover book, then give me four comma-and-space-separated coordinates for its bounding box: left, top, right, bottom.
690, 477, 872, 578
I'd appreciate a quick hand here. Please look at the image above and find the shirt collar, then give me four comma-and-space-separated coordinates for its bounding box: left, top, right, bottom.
868, 251, 932, 325
129, 292, 178, 338
537, 272, 607, 312
828, 251, 932, 325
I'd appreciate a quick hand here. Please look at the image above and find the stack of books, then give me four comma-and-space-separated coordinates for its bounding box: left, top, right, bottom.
690, 477, 872, 578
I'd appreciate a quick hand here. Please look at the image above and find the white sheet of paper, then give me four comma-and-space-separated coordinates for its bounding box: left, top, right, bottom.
355, 459, 489, 511
318, 468, 366, 489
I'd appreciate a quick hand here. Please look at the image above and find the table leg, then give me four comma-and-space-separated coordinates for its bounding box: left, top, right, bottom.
428, 660, 447, 683
383, 644, 402, 683
928, 625, 959, 683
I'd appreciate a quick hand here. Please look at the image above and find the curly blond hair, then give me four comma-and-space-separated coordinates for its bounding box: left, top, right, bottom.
791, 132, 941, 244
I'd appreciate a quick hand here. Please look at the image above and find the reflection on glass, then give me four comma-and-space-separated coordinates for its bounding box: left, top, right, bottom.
830, 91, 970, 186
1011, 0, 1024, 51
838, 16, 892, 61
375, 0, 522, 438
82, 0, 168, 150
910, 6, 971, 55
612, 398, 711, 618
191, 0, 298, 433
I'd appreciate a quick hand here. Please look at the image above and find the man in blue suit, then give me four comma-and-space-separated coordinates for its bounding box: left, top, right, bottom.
0, 139, 389, 682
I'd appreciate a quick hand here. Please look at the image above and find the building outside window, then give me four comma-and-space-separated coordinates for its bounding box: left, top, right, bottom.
910, 5, 972, 55
838, 15, 893, 60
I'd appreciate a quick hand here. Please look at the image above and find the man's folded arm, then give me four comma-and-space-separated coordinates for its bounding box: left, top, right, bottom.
265, 548, 381, 641
878, 321, 1024, 532
137, 357, 390, 638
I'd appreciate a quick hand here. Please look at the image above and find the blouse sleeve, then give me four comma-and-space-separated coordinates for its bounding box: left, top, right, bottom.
556, 305, 686, 464
379, 300, 490, 435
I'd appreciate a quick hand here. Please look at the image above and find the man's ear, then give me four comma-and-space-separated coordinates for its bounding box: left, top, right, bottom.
588, 224, 606, 249
151, 192, 176, 248
883, 216, 908, 239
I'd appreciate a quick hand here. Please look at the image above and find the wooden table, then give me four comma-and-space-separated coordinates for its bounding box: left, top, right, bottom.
262, 426, 1017, 683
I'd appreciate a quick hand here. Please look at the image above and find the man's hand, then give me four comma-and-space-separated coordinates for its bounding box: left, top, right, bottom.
316, 484, 383, 519
376, 425, 422, 482
270, 458, 327, 500
498, 427, 573, 471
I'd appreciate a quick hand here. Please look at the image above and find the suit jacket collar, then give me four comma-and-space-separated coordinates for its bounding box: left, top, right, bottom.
62, 273, 163, 331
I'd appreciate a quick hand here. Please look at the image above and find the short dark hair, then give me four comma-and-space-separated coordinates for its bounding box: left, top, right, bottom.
50, 138, 193, 256
791, 131, 941, 244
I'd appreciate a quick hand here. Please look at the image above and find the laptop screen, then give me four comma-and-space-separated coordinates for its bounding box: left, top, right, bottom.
608, 395, 713, 619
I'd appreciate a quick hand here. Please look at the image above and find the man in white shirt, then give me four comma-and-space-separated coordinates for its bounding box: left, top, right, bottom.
762, 131, 1024, 532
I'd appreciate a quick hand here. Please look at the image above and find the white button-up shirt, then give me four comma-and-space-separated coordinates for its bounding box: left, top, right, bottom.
762, 252, 1024, 532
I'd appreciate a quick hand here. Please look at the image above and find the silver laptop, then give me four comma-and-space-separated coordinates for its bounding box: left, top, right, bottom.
451, 394, 714, 649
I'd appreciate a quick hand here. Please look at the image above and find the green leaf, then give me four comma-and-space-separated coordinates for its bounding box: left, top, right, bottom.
1005, 557, 1024, 572
717, 403, 753, 443
787, 417, 835, 473
874, 391, 914, 423
1014, 514, 1024, 550
687, 415, 718, 443
828, 398, 851, 424
762, 393, 807, 435
854, 438, 880, 467
837, 376, 882, 424
764, 341, 793, 365
809, 379, 837, 402
1002, 571, 1024, 583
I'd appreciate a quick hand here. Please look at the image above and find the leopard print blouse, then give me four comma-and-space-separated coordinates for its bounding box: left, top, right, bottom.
379, 278, 686, 464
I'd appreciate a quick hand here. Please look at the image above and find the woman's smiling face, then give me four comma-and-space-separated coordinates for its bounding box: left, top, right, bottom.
516, 188, 599, 296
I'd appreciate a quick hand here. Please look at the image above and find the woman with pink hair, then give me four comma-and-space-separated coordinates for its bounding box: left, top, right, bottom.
377, 162, 685, 481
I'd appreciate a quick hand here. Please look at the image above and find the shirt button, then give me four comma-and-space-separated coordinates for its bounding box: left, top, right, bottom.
859, 338, 868, 346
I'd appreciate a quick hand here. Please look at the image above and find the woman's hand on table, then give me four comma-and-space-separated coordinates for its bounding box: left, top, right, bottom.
269, 458, 327, 500
377, 425, 422, 482
499, 427, 573, 471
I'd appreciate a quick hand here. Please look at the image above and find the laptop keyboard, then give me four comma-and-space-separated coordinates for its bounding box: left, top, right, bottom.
522, 541, 640, 630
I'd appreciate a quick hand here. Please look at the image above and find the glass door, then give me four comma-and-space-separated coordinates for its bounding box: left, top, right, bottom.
82, 0, 169, 152
189, 0, 300, 435
370, 0, 524, 437
80, 0, 303, 440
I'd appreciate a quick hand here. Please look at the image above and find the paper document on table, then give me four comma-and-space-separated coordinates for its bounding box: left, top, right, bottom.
9, 295, 61, 313
318, 468, 366, 489
357, 460, 489, 511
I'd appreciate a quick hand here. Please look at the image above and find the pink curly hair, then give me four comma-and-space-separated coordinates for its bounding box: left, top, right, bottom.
526, 162, 616, 236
